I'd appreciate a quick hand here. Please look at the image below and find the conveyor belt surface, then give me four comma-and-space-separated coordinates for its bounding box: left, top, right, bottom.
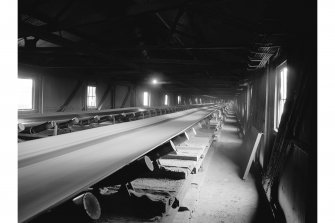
18, 107, 142, 126
18, 106, 217, 222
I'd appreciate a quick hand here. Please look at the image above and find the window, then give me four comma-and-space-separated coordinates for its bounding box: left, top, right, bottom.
87, 86, 97, 108
274, 62, 288, 130
18, 78, 33, 110
164, 95, 168, 105
200, 98, 202, 104
177, 95, 181, 104
143, 91, 150, 106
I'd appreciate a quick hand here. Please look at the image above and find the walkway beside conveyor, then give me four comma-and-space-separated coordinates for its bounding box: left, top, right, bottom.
172, 112, 271, 223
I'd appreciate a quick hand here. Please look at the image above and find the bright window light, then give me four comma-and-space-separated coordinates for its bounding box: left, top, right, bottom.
18, 78, 33, 110
274, 63, 288, 130
177, 96, 181, 104
278, 67, 287, 124
164, 94, 168, 105
87, 86, 97, 108
143, 91, 149, 106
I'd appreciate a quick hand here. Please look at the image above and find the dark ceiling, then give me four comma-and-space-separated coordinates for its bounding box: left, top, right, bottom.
18, 0, 314, 97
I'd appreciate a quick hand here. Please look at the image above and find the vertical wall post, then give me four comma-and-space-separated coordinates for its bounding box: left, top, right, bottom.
57, 80, 83, 112
129, 85, 136, 107
97, 84, 111, 110
120, 86, 131, 108
39, 74, 44, 114
111, 85, 115, 109
133, 87, 137, 107
263, 61, 270, 168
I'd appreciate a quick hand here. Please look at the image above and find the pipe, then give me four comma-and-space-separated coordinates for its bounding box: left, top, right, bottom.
79, 116, 100, 125
72, 192, 101, 220
21, 121, 55, 134
18, 123, 25, 133
57, 117, 79, 129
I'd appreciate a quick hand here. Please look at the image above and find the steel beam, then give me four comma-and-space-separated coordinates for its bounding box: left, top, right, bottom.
32, 0, 189, 31
97, 84, 112, 111
57, 80, 83, 112
18, 23, 139, 70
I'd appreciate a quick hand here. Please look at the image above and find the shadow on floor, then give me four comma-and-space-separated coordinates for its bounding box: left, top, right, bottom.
218, 120, 274, 223
249, 180, 275, 223
220, 120, 274, 223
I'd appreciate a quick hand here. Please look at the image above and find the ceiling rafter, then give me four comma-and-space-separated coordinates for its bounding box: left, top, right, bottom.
18, 22, 140, 70
22, 0, 190, 33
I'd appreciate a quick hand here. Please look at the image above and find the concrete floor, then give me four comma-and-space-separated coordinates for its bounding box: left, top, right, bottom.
187, 118, 270, 223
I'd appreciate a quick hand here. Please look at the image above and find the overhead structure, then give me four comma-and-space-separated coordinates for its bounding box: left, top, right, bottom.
18, 0, 294, 98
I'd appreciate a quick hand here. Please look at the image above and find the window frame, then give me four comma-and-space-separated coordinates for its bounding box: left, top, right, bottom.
177, 95, 181, 105
18, 75, 41, 114
18, 78, 34, 110
143, 91, 150, 106
164, 94, 168, 106
274, 61, 288, 131
86, 85, 97, 109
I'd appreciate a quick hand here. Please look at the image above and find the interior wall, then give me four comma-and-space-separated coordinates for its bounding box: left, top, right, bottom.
18, 65, 132, 113
236, 71, 268, 167
18, 65, 203, 114
114, 85, 130, 108
133, 87, 205, 108
277, 37, 316, 223
234, 35, 316, 222
249, 72, 267, 167
43, 74, 83, 112
135, 86, 163, 107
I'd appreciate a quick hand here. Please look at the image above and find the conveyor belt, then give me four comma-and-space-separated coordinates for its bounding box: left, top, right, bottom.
18, 107, 142, 126
18, 106, 217, 222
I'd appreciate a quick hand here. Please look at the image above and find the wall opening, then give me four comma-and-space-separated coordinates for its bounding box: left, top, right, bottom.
274, 61, 288, 131
143, 91, 150, 106
18, 78, 34, 110
87, 85, 97, 108
164, 94, 168, 106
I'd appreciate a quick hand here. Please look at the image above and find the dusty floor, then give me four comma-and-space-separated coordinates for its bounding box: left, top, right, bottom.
186, 118, 270, 223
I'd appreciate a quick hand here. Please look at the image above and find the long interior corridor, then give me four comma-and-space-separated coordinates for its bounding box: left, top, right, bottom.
15, 0, 317, 222
180, 115, 272, 223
